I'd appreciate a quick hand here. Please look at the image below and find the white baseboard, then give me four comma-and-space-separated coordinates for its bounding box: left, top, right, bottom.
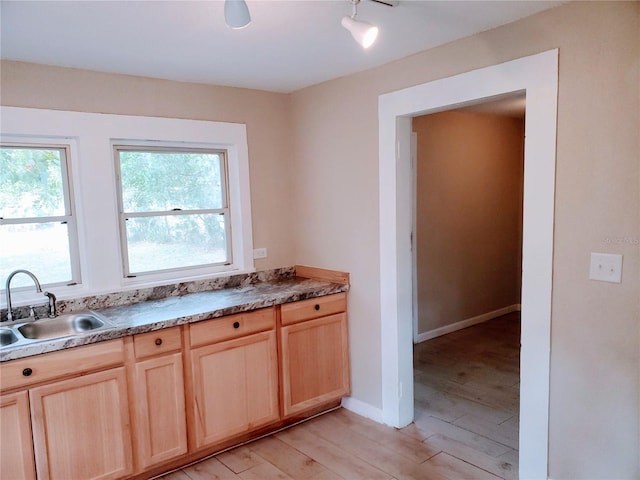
341, 396, 384, 423
415, 304, 521, 344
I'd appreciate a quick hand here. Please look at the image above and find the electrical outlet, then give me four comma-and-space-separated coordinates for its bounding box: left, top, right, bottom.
253, 248, 267, 259
589, 252, 623, 283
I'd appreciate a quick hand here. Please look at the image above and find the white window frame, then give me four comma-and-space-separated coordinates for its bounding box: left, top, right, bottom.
0, 106, 254, 307
0, 138, 82, 292
113, 144, 233, 278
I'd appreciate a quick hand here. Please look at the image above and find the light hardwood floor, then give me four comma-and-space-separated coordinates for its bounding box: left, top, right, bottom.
161, 314, 520, 480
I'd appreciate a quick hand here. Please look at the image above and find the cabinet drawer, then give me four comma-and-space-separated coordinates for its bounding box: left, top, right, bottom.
134, 327, 182, 359
281, 293, 347, 326
0, 339, 125, 392
189, 308, 275, 348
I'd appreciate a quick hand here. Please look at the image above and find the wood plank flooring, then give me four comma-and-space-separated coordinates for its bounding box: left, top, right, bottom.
161, 313, 520, 480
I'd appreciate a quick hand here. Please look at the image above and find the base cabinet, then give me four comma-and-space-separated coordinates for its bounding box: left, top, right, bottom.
29, 367, 133, 480
0, 391, 36, 480
0, 270, 349, 480
132, 352, 187, 470
280, 311, 350, 416
190, 329, 279, 449
128, 327, 188, 472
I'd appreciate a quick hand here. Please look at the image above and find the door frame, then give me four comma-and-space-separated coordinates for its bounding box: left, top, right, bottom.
378, 49, 558, 479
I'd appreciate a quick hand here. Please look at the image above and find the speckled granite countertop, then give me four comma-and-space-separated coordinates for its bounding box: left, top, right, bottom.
0, 268, 348, 362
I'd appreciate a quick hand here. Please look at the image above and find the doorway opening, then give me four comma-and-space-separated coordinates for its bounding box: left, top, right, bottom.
411, 96, 525, 472
378, 50, 558, 479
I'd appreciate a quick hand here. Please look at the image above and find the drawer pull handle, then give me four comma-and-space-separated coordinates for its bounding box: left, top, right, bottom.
233, 321, 240, 329
314, 304, 320, 311
22, 368, 32, 377
155, 338, 163, 346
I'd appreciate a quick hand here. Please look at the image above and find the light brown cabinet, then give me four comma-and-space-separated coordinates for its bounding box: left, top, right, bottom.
188, 308, 279, 449
128, 327, 187, 471
29, 367, 133, 480
0, 339, 130, 480
0, 338, 125, 392
0, 268, 349, 480
0, 391, 36, 480
280, 292, 350, 417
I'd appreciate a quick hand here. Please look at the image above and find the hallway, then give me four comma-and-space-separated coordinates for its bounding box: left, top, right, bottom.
410, 313, 520, 477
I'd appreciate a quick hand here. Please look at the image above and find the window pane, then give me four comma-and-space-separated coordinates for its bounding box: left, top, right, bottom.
118, 150, 224, 212
0, 147, 65, 218
124, 214, 228, 274
0, 223, 73, 287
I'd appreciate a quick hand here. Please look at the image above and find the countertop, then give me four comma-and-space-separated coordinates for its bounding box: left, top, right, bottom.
0, 275, 348, 362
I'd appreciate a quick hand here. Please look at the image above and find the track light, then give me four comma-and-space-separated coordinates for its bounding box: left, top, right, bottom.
341, 0, 379, 49
341, 16, 379, 49
225, 0, 251, 29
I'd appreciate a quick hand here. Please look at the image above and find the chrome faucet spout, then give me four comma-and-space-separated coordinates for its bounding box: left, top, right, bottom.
4, 269, 44, 322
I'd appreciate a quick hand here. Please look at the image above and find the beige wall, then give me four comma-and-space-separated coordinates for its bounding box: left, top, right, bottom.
0, 61, 295, 271
413, 111, 523, 334
2, 1, 639, 477
290, 2, 639, 478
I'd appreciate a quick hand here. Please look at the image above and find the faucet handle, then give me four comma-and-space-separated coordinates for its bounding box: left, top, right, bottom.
44, 291, 57, 318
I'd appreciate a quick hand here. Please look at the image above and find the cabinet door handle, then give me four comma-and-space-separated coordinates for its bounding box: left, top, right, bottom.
155, 338, 163, 346
233, 321, 240, 329
22, 368, 33, 377
314, 304, 320, 311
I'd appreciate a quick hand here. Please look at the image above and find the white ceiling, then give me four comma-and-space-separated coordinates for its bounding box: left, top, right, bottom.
0, 0, 563, 93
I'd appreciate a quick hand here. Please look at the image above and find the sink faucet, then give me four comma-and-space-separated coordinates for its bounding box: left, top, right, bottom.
44, 291, 57, 318
4, 269, 49, 322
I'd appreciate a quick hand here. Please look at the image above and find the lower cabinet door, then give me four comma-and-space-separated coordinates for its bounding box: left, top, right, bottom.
29, 367, 133, 480
133, 352, 187, 470
190, 330, 279, 449
0, 391, 36, 480
281, 312, 350, 417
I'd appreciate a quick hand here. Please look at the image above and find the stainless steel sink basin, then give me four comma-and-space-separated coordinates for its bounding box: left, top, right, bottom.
17, 312, 108, 340
0, 328, 18, 346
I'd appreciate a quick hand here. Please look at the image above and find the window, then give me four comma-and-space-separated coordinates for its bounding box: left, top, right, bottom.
114, 146, 232, 277
0, 143, 80, 288
1, 106, 254, 300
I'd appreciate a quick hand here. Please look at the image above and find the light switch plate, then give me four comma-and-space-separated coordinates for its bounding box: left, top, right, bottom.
589, 253, 623, 283
253, 247, 267, 259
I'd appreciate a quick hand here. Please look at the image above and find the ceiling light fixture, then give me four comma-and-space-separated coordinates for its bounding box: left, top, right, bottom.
225, 0, 251, 29
341, 0, 379, 49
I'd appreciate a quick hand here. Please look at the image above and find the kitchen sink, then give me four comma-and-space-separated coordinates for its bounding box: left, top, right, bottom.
17, 312, 109, 341
0, 328, 18, 346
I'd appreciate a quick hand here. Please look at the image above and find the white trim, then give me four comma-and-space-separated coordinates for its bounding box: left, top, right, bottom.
410, 132, 419, 344
341, 396, 384, 423
379, 50, 558, 480
415, 304, 522, 343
